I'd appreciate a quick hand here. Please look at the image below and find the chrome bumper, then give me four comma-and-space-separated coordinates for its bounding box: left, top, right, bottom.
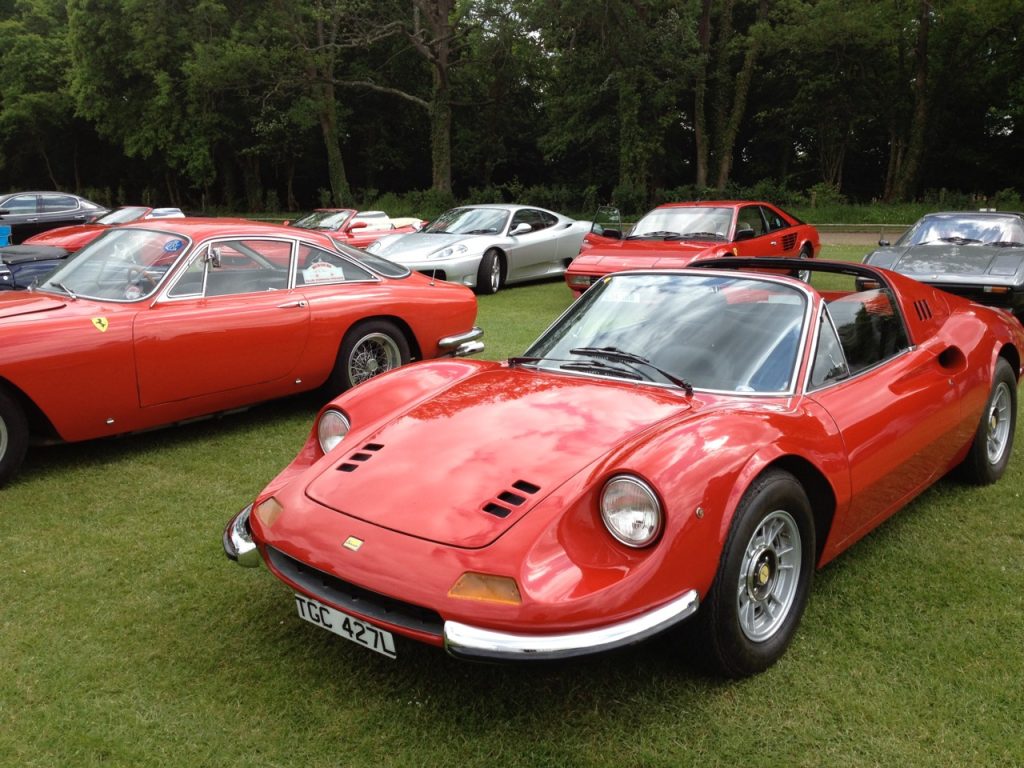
438, 326, 484, 357
223, 504, 262, 568
443, 589, 700, 661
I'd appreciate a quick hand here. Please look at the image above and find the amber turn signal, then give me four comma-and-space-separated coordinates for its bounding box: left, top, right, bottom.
254, 496, 284, 529
448, 572, 522, 605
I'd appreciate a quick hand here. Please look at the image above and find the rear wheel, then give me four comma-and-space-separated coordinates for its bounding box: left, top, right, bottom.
327, 320, 410, 394
793, 246, 813, 282
698, 469, 815, 677
960, 358, 1016, 484
0, 387, 29, 487
475, 249, 504, 295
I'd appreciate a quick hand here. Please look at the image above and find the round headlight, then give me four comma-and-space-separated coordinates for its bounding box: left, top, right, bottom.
600, 475, 662, 548
317, 409, 350, 453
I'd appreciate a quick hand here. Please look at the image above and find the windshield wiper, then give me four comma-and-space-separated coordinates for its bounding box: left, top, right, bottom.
938, 236, 981, 244
679, 231, 726, 240
49, 282, 78, 300
987, 240, 1024, 248
570, 346, 693, 394
559, 360, 645, 381
628, 230, 683, 240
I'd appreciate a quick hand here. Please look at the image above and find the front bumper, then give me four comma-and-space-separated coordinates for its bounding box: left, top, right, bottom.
438, 326, 484, 357
402, 253, 483, 288
443, 589, 699, 661
223, 504, 261, 567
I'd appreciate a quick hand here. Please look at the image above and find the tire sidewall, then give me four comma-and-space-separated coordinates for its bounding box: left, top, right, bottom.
475, 249, 503, 295
0, 387, 29, 487
704, 470, 816, 677
966, 358, 1017, 484
328, 320, 410, 394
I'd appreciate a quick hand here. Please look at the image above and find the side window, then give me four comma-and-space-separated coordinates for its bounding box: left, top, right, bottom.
825, 289, 909, 375
809, 313, 850, 388
534, 210, 557, 231
297, 245, 374, 285
5, 195, 38, 213
736, 206, 767, 237
510, 209, 536, 231
42, 194, 79, 212
170, 239, 292, 298
761, 206, 787, 232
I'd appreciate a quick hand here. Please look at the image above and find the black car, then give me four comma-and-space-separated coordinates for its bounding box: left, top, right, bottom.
862, 210, 1024, 322
0, 245, 72, 290
0, 191, 108, 245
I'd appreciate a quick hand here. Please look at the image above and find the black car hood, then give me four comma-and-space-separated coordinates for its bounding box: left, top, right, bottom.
0, 244, 70, 265
873, 243, 1024, 280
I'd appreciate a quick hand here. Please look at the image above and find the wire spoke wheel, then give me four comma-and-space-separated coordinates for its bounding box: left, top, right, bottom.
347, 332, 402, 385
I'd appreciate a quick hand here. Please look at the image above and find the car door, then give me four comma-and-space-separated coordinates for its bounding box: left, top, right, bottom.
0, 194, 40, 243
505, 209, 559, 281
805, 292, 963, 542
733, 205, 784, 257
132, 237, 311, 408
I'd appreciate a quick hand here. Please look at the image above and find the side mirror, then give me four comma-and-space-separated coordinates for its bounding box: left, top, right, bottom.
878, 239, 890, 247
511, 222, 532, 236
349, 221, 369, 230
205, 246, 222, 268
734, 228, 756, 242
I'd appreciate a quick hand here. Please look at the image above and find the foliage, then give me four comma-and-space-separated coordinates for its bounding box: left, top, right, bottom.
1, 0, 1023, 209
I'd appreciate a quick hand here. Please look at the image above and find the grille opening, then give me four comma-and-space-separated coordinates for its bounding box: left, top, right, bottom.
914, 299, 933, 321
513, 480, 540, 494
483, 502, 512, 518
498, 491, 526, 506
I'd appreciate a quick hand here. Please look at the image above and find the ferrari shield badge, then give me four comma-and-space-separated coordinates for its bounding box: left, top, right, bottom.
342, 536, 363, 552
91, 317, 109, 333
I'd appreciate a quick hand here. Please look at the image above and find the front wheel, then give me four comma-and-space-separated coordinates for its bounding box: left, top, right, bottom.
698, 469, 815, 677
0, 387, 29, 487
475, 249, 504, 295
959, 358, 1017, 484
327, 320, 410, 394
793, 246, 813, 282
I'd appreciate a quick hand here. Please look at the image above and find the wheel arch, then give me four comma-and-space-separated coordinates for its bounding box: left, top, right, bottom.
997, 341, 1020, 382
760, 454, 836, 565
0, 376, 60, 442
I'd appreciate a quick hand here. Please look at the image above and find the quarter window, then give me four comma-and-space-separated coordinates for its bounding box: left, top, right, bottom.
297, 245, 373, 285
823, 289, 909, 375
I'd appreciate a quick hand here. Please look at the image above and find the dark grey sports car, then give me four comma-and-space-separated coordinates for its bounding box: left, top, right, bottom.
862, 211, 1024, 321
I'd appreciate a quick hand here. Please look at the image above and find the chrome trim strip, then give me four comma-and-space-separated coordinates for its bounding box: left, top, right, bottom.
443, 589, 699, 660
223, 503, 261, 567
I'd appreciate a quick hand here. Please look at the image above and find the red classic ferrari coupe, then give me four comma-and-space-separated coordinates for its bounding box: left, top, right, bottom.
0, 219, 482, 485
225, 258, 1021, 676
565, 201, 820, 297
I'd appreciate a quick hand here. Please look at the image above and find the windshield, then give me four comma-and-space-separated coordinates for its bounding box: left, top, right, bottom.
424, 207, 509, 235
96, 207, 149, 225
897, 213, 1024, 246
526, 273, 807, 393
38, 228, 189, 301
291, 210, 355, 230
629, 207, 733, 240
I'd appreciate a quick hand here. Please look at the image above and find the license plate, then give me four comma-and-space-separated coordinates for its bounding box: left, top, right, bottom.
293, 594, 397, 659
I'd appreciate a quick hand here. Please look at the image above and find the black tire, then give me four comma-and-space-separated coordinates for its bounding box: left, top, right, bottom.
0, 387, 29, 487
698, 469, 816, 677
475, 249, 504, 295
326, 320, 411, 395
959, 358, 1017, 485
792, 246, 813, 282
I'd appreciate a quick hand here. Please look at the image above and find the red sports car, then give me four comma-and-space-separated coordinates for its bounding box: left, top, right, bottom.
0, 219, 482, 486
565, 201, 820, 297
225, 258, 1021, 676
288, 209, 424, 249
22, 205, 185, 252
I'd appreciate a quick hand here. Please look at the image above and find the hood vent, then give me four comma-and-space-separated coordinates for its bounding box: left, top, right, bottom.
483, 479, 541, 518
913, 299, 933, 321
337, 443, 384, 473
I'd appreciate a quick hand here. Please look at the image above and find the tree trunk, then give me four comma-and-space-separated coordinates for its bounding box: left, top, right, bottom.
317, 80, 351, 206
890, 0, 930, 201
694, 0, 712, 188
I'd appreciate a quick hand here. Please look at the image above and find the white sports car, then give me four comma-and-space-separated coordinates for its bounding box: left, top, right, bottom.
366, 204, 590, 294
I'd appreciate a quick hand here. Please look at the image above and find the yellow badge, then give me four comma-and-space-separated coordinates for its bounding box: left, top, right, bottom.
342, 536, 363, 552
91, 317, 109, 333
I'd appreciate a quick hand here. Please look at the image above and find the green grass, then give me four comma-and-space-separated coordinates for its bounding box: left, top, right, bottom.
1, 242, 1021, 767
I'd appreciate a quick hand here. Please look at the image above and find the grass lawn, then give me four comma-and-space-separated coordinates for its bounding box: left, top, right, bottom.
1, 244, 1022, 767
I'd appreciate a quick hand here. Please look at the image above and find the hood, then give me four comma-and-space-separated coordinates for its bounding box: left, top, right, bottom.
304, 368, 689, 548
886, 243, 1024, 279
0, 292, 67, 319
574, 239, 713, 271
372, 232, 474, 261
0, 244, 70, 264
23, 225, 104, 250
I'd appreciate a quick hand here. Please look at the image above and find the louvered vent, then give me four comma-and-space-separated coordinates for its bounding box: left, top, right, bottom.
913, 299, 933, 321
337, 443, 384, 473
483, 479, 541, 518
782, 233, 797, 250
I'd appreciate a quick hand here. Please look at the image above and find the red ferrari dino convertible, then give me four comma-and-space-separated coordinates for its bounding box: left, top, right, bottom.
225, 258, 1021, 676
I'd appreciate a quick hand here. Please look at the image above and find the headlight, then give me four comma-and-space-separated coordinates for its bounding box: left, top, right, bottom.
317, 409, 350, 453
430, 243, 468, 260
600, 475, 662, 547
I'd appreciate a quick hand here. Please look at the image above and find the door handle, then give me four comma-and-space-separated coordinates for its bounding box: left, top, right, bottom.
277, 300, 307, 308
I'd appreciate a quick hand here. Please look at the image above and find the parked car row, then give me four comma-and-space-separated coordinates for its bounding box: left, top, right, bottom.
3, 187, 1022, 678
